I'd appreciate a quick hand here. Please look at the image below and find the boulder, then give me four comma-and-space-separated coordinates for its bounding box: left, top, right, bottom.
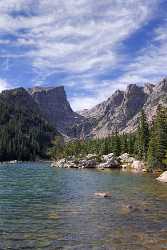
98, 158, 119, 169
64, 160, 78, 168
98, 153, 119, 168
95, 192, 112, 198
131, 160, 145, 171
102, 153, 114, 161
51, 158, 66, 168
119, 153, 135, 164
156, 171, 167, 183
80, 159, 97, 168
120, 204, 140, 214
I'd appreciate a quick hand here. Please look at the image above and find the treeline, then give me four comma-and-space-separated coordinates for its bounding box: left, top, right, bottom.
49, 106, 167, 170
0, 88, 56, 161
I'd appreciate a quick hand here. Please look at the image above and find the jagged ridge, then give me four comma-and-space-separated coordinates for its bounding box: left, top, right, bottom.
70, 78, 167, 138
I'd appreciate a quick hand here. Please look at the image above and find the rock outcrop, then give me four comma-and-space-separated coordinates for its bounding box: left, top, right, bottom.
72, 78, 167, 138
98, 153, 119, 168
51, 152, 142, 170
29, 86, 85, 137
23, 78, 167, 140
118, 153, 135, 164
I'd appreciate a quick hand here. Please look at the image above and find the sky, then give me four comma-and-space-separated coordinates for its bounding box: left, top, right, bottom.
0, 0, 167, 110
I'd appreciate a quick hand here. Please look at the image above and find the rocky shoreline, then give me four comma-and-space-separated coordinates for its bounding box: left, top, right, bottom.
51, 153, 147, 171
51, 153, 167, 182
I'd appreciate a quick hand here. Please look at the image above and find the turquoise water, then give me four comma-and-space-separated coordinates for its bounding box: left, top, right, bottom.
0, 163, 167, 250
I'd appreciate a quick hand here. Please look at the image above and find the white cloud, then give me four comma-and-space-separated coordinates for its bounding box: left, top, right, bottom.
70, 96, 99, 111
0, 0, 166, 111
0, 0, 158, 75
116, 20, 167, 84
0, 79, 11, 92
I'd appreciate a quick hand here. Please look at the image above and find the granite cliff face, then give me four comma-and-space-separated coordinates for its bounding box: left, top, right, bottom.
29, 86, 84, 136
23, 78, 167, 139
71, 78, 167, 138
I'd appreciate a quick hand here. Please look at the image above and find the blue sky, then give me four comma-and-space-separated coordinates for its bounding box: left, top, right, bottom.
0, 0, 167, 110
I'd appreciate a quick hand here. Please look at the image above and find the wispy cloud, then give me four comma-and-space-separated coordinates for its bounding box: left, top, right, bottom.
116, 20, 167, 84
0, 0, 166, 110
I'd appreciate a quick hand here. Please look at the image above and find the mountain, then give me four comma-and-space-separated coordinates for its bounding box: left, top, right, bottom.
69, 78, 167, 138
29, 86, 85, 137
1, 78, 165, 161
0, 88, 59, 161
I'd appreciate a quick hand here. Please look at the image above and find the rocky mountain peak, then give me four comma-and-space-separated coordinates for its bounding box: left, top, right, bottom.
154, 78, 167, 92
122, 84, 147, 119
12, 78, 166, 140
125, 84, 143, 97
29, 86, 68, 105
108, 89, 124, 104
144, 83, 155, 95
70, 79, 167, 139
29, 86, 84, 136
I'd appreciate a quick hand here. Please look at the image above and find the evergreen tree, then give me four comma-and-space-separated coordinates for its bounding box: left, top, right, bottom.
147, 106, 167, 169
121, 133, 128, 153
128, 134, 135, 155
112, 130, 121, 157
147, 126, 159, 169
136, 110, 149, 160
0, 88, 57, 161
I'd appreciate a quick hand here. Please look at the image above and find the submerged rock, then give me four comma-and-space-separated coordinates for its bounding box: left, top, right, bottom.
120, 204, 140, 214
156, 171, 167, 183
95, 192, 112, 198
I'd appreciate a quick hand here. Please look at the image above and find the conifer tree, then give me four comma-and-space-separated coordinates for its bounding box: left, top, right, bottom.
112, 130, 121, 156
121, 133, 128, 153
147, 106, 167, 169
147, 126, 158, 169
136, 110, 149, 160
128, 134, 135, 155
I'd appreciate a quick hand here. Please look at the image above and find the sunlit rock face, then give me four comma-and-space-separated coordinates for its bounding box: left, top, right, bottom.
28, 78, 167, 139
29, 86, 84, 137
72, 78, 167, 138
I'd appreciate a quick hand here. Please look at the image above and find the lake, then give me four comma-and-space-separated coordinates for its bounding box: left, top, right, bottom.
0, 163, 167, 249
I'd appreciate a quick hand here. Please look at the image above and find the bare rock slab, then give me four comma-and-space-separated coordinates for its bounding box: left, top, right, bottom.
156, 171, 167, 183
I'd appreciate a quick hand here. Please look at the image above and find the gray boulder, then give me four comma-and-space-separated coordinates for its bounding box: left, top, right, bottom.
98, 153, 119, 168
156, 171, 167, 183
51, 158, 66, 168
80, 159, 97, 168
131, 160, 145, 171
102, 153, 115, 161
119, 153, 135, 164
64, 160, 78, 168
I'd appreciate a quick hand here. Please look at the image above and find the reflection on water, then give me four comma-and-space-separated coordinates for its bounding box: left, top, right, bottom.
0, 163, 166, 249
